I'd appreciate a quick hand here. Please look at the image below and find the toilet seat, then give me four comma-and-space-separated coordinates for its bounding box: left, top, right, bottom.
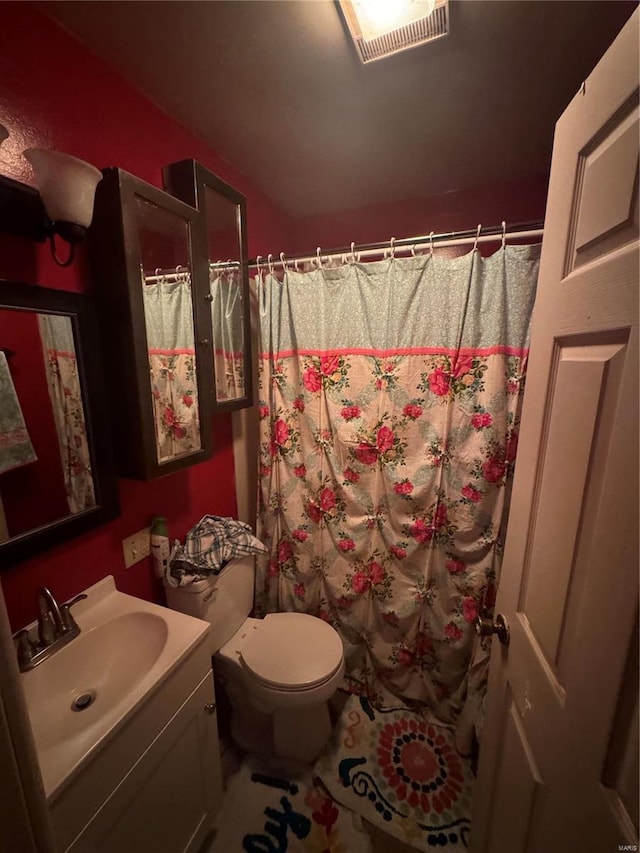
240, 612, 344, 691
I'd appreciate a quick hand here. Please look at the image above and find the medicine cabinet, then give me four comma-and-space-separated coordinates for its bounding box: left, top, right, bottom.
89, 168, 214, 480
163, 160, 253, 411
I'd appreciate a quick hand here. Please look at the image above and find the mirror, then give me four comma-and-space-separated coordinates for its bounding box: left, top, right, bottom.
205, 187, 246, 403
163, 160, 253, 412
134, 195, 201, 464
0, 281, 119, 567
89, 168, 213, 480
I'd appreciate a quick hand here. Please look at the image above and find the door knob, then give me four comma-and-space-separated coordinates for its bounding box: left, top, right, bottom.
475, 613, 510, 646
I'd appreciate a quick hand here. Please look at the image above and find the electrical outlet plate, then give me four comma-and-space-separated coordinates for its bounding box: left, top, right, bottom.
122, 527, 151, 569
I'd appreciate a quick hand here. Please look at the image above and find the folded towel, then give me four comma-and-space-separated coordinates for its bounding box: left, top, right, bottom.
166, 514, 267, 587
0, 352, 37, 475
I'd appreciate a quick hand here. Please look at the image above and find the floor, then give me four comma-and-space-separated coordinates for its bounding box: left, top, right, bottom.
210, 736, 417, 853
206, 686, 473, 853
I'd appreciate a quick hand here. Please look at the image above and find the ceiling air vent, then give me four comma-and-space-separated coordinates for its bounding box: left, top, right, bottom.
339, 0, 449, 64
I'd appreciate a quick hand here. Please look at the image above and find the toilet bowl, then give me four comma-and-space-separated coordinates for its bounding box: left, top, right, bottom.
165, 556, 345, 763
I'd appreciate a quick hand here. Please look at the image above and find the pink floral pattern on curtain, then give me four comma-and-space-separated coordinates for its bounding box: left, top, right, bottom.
148, 351, 200, 462
143, 279, 201, 463
256, 247, 539, 724
38, 314, 95, 514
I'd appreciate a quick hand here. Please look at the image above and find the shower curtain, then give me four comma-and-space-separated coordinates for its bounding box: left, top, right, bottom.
210, 268, 246, 401
143, 278, 200, 463
38, 313, 95, 513
255, 246, 539, 725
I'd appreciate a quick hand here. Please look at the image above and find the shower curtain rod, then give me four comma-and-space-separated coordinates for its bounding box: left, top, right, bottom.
249, 219, 545, 269
142, 264, 191, 284
143, 260, 241, 284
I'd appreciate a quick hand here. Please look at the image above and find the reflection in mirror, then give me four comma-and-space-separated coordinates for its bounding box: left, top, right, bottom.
204, 185, 245, 403
0, 308, 95, 544
133, 196, 201, 465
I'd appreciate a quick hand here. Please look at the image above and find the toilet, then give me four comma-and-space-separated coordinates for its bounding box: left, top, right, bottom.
164, 555, 345, 763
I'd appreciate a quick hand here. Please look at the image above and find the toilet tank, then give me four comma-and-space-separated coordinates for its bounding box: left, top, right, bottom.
164, 555, 255, 654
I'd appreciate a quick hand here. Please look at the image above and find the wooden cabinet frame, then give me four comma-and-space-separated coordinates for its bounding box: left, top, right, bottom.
90, 168, 214, 480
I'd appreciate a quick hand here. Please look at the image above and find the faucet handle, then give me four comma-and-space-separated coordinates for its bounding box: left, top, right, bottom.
61, 593, 88, 632
13, 630, 37, 669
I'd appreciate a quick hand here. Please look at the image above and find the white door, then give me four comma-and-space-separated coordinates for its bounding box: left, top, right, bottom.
472, 10, 639, 853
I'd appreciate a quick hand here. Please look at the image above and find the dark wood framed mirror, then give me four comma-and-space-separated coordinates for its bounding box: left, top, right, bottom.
90, 168, 214, 480
163, 160, 253, 412
0, 281, 119, 568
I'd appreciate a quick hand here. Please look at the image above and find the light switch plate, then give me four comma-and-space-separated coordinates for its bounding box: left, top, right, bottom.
122, 527, 151, 569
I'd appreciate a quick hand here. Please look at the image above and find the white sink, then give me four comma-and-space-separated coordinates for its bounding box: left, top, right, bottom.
20, 576, 210, 800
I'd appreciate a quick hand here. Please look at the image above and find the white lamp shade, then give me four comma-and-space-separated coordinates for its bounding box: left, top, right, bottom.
24, 148, 102, 229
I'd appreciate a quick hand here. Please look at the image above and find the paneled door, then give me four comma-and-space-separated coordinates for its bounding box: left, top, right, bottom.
472, 10, 639, 853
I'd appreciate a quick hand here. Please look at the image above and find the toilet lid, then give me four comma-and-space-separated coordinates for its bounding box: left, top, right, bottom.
240, 612, 344, 690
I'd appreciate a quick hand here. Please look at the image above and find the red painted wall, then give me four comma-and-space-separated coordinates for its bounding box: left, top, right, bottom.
287, 175, 548, 257
0, 3, 294, 631
0, 5, 548, 632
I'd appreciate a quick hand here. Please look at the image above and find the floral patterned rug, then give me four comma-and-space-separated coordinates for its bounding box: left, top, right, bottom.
210, 754, 371, 852
314, 695, 474, 851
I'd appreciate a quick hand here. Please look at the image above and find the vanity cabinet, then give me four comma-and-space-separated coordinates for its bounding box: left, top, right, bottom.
49, 641, 223, 853
89, 168, 214, 480
164, 160, 253, 411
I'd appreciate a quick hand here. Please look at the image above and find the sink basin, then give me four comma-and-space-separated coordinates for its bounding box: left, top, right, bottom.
26, 611, 168, 752
19, 576, 210, 799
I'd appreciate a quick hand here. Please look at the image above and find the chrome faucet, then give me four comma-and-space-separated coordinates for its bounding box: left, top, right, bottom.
14, 587, 88, 672
38, 586, 65, 644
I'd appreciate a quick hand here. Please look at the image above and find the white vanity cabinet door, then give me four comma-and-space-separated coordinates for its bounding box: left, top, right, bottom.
66, 670, 222, 853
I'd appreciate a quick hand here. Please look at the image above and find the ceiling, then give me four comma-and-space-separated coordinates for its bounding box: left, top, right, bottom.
44, 1, 636, 218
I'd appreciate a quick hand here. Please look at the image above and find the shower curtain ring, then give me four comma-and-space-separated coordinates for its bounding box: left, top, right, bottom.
256, 255, 262, 278
316, 247, 323, 268
473, 224, 482, 252
501, 221, 507, 249
280, 252, 287, 271
267, 254, 274, 275
389, 237, 396, 259
350, 241, 357, 264
429, 231, 435, 256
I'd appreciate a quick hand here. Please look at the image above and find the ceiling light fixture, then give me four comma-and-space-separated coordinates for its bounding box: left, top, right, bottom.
338, 0, 449, 64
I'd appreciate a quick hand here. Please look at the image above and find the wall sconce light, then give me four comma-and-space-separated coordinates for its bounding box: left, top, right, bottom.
0, 146, 102, 267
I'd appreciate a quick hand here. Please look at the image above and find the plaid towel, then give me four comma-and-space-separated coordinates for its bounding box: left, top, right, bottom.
166, 514, 267, 587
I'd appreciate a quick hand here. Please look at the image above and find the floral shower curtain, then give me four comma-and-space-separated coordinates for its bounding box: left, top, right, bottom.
38, 313, 95, 513
255, 246, 540, 725
210, 268, 246, 400
143, 278, 200, 463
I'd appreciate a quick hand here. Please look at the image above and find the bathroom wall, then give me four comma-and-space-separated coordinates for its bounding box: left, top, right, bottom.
288, 175, 548, 255
0, 4, 549, 632
0, 2, 294, 631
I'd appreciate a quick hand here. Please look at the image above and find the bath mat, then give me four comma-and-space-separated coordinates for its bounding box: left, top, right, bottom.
210, 754, 372, 852
314, 694, 473, 851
